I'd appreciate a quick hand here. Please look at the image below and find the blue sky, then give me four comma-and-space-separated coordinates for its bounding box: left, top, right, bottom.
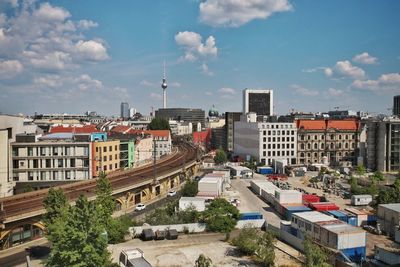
0, 0, 399, 116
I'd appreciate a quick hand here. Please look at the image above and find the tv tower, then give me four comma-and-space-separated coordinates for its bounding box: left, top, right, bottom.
161, 61, 168, 109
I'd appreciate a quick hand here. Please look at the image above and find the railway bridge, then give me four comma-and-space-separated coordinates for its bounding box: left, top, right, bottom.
0, 143, 199, 250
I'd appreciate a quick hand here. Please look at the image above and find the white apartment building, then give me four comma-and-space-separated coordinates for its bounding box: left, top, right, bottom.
234, 113, 297, 165
11, 133, 92, 183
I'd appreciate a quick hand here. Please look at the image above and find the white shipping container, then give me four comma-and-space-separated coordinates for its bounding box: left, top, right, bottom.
198, 177, 223, 196
320, 224, 366, 250
275, 190, 302, 204
351, 195, 372, 206
250, 180, 275, 196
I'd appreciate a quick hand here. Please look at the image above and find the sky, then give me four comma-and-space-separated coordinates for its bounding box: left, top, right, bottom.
0, 0, 399, 116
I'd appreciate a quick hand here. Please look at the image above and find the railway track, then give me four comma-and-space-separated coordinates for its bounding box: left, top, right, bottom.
0, 143, 197, 220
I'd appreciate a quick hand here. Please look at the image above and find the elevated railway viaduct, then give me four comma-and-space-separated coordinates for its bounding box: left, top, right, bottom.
0, 143, 199, 250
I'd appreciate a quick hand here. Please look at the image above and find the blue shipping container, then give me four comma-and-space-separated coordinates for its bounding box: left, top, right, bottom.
257, 167, 273, 174
341, 247, 366, 263
285, 206, 312, 220
347, 217, 358, 226
240, 212, 263, 220
325, 210, 348, 222
367, 214, 377, 222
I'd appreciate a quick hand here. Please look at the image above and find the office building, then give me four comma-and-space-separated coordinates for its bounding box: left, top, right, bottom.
155, 108, 205, 131
243, 89, 273, 118
296, 119, 359, 166
394, 95, 400, 116
225, 112, 242, 152
366, 118, 400, 172
120, 102, 129, 119
234, 113, 297, 165
11, 133, 92, 192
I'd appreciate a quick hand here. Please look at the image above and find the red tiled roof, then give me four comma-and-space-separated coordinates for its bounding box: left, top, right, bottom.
297, 120, 326, 130
49, 125, 99, 134
327, 120, 358, 131
297, 119, 358, 131
110, 125, 131, 133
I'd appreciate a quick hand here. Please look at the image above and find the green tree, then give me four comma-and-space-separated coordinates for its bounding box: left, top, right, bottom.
107, 215, 135, 244
147, 117, 170, 131
95, 173, 115, 225
371, 171, 385, 182
195, 254, 212, 267
45, 195, 113, 267
232, 225, 260, 255
254, 231, 276, 267
43, 188, 68, 228
203, 198, 240, 234
214, 148, 227, 165
303, 237, 330, 267
355, 165, 366, 176
181, 179, 198, 197
23, 184, 34, 193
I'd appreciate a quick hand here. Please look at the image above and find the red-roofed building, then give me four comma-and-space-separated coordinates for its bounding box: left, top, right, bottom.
193, 129, 211, 151
296, 119, 360, 165
49, 124, 100, 134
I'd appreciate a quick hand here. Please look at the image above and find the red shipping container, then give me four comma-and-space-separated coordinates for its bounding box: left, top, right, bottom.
309, 202, 339, 211
302, 194, 321, 204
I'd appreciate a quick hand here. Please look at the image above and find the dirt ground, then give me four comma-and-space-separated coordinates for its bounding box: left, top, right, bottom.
109, 232, 302, 267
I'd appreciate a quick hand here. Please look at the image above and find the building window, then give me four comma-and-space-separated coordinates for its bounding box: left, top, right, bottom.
65, 147, 70, 156
103, 156, 107, 162
345, 143, 349, 149
96, 147, 99, 152
115, 163, 118, 169
301, 144, 305, 150
33, 159, 38, 168
40, 147, 46, 156
104, 165, 107, 171
109, 164, 112, 170
109, 155, 112, 161
66, 171, 71, 180
58, 159, 63, 168
115, 145, 118, 150
70, 159, 75, 167
307, 144, 311, 150
331, 134, 334, 140
263, 130, 266, 136
263, 151, 266, 156
109, 146, 112, 151
314, 135, 318, 140
277, 137, 280, 142
28, 147, 34, 156
103, 147, 107, 153
53, 171, 58, 180
115, 154, 118, 160
314, 143, 318, 149
46, 159, 51, 168
314, 152, 318, 157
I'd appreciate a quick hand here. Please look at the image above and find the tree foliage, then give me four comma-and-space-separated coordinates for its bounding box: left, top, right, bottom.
303, 237, 330, 267
371, 171, 385, 182
95, 173, 115, 226
181, 179, 198, 197
214, 148, 227, 165
376, 176, 400, 205
195, 254, 212, 267
147, 117, 170, 131
203, 198, 240, 233
232, 225, 276, 266
355, 165, 366, 176
43, 188, 68, 228
45, 195, 113, 267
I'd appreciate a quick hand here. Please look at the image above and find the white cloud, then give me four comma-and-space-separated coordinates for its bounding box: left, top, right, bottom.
0, 59, 23, 78
201, 63, 214, 76
75, 74, 102, 91
34, 3, 70, 22
140, 80, 155, 87
205, 91, 213, 96
77, 20, 98, 30
175, 31, 217, 61
325, 60, 366, 80
30, 51, 73, 70
75, 40, 109, 61
291, 84, 319, 96
199, 0, 292, 27
327, 88, 344, 97
33, 75, 63, 87
150, 92, 162, 99
352, 52, 378, 65
219, 87, 236, 94
352, 73, 400, 92
169, 82, 181, 88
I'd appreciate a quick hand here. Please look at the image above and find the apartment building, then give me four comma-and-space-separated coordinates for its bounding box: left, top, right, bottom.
11, 133, 92, 184
296, 119, 359, 165
234, 113, 297, 165
92, 133, 120, 177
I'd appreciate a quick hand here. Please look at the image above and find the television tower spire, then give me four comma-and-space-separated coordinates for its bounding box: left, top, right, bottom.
161, 61, 168, 109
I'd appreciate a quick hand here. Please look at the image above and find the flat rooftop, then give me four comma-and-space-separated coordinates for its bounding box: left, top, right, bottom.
292, 211, 338, 223
322, 224, 365, 234
379, 203, 400, 213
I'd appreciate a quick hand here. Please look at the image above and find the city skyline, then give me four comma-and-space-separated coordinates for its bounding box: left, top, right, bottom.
0, 0, 399, 116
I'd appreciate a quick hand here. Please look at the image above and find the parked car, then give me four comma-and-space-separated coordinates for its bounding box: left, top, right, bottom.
135, 203, 146, 211
167, 190, 176, 197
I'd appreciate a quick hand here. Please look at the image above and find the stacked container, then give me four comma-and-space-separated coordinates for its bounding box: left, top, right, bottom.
302, 194, 321, 204
309, 202, 340, 211
345, 208, 369, 227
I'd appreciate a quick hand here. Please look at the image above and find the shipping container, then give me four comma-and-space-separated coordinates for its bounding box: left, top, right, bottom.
341, 247, 366, 263
324, 210, 348, 223
302, 194, 321, 204
275, 190, 303, 204
319, 224, 366, 250
198, 177, 223, 197
284, 205, 312, 220
257, 166, 273, 174
340, 210, 358, 226
345, 208, 369, 227
351, 194, 372, 206
250, 180, 276, 196
309, 202, 340, 211
240, 212, 263, 220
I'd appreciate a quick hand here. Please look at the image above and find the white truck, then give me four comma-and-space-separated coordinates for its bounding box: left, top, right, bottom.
119, 249, 152, 267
